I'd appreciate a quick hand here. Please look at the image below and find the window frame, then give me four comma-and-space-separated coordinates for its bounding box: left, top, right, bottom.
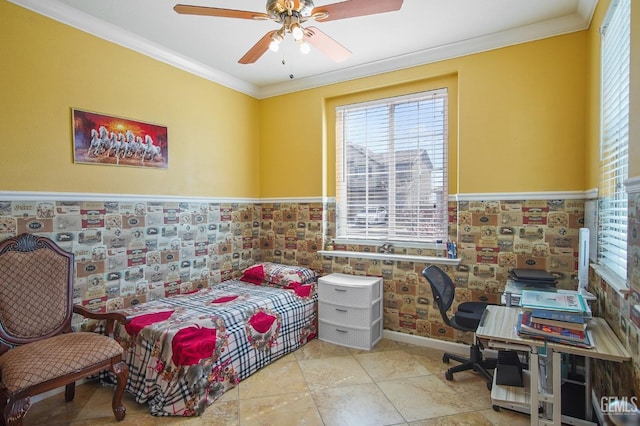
598, 0, 630, 283
334, 88, 449, 246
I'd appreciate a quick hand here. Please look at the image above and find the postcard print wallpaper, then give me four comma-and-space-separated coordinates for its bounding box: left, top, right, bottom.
0, 194, 637, 398
0, 197, 585, 328
321, 199, 587, 343
0, 199, 328, 314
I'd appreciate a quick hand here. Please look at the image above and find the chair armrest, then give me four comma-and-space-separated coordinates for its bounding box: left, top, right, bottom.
73, 305, 131, 337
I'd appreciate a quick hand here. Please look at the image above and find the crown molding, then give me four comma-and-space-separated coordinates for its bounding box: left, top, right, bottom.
10, 0, 597, 99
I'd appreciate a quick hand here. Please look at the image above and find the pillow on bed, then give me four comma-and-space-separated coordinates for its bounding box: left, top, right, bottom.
240, 262, 317, 286
241, 264, 267, 284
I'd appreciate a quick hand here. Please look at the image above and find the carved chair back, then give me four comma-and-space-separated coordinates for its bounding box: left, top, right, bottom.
0, 233, 74, 355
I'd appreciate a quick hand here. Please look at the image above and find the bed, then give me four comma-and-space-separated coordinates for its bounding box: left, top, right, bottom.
105, 263, 318, 417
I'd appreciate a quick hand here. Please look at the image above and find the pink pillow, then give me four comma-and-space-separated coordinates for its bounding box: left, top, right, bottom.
240, 263, 318, 287
171, 325, 217, 366
240, 264, 266, 285
239, 275, 264, 285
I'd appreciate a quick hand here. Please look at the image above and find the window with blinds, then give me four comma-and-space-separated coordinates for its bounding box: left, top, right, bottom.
335, 89, 448, 243
599, 0, 630, 280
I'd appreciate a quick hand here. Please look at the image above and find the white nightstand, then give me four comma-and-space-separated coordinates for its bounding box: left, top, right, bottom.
318, 273, 383, 350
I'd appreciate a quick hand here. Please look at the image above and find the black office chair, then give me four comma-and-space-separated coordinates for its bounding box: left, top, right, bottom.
422, 265, 496, 388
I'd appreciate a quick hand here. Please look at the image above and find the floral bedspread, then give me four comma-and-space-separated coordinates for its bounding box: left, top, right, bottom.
110, 279, 317, 416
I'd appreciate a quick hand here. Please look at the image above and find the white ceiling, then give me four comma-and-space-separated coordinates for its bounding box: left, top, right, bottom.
11, 0, 597, 99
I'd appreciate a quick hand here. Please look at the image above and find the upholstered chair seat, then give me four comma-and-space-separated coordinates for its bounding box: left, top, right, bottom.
0, 332, 124, 394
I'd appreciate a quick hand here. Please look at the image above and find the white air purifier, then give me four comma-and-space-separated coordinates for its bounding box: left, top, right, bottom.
578, 228, 596, 300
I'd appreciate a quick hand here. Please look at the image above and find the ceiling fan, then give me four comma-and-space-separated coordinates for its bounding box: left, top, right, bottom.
174, 0, 404, 64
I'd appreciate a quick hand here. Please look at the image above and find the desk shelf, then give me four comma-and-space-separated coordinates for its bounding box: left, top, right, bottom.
491, 369, 531, 411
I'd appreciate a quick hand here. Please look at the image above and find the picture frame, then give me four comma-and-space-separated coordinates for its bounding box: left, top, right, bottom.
72, 108, 168, 169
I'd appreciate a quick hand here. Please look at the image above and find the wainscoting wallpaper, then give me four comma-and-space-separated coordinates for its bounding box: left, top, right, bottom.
0, 200, 266, 312
321, 198, 586, 344
0, 193, 637, 399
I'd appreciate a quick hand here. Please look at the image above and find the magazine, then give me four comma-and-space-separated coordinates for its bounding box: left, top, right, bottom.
520, 290, 587, 313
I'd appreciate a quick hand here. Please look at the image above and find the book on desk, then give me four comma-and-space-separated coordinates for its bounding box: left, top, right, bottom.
516, 290, 594, 348
520, 290, 588, 313
529, 309, 586, 330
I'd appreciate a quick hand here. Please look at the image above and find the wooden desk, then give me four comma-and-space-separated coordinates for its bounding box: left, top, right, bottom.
476, 305, 631, 426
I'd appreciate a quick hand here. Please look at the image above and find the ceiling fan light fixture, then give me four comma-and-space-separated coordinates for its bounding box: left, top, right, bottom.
269, 29, 284, 52
268, 40, 280, 52
299, 41, 311, 54
290, 22, 304, 41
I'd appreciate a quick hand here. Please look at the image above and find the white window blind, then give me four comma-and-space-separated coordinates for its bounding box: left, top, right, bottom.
599, 0, 630, 280
335, 89, 448, 243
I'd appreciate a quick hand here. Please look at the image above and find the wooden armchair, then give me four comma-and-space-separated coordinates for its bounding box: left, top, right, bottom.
0, 233, 129, 425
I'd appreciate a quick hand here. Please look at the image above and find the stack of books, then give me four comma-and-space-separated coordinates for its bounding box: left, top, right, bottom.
516, 289, 593, 348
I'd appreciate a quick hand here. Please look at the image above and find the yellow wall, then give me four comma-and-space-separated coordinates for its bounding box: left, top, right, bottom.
260, 32, 588, 197
2, 2, 594, 199
0, 1, 260, 198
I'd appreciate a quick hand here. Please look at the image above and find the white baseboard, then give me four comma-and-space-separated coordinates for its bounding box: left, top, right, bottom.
383, 329, 501, 358
383, 330, 471, 356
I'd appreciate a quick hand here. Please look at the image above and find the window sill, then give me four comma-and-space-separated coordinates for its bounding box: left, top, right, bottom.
591, 263, 630, 298
317, 250, 461, 266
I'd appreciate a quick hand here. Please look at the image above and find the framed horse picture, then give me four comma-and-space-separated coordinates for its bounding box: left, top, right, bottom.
72, 108, 168, 169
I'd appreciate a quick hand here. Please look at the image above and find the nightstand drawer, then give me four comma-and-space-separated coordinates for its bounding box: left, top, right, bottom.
318, 274, 380, 307
319, 320, 382, 350
319, 300, 381, 328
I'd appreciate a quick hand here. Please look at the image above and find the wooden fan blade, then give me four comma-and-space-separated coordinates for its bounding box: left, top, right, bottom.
238, 31, 275, 64
304, 27, 351, 63
312, 0, 403, 22
174, 4, 268, 20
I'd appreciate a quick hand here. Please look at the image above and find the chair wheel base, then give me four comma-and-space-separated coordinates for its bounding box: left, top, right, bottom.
442, 354, 450, 364
492, 405, 500, 412
445, 371, 453, 381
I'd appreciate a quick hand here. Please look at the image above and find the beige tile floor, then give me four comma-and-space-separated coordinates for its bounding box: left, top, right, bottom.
23, 338, 531, 425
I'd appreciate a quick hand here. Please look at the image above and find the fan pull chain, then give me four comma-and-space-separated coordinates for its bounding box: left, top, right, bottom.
281, 56, 295, 79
